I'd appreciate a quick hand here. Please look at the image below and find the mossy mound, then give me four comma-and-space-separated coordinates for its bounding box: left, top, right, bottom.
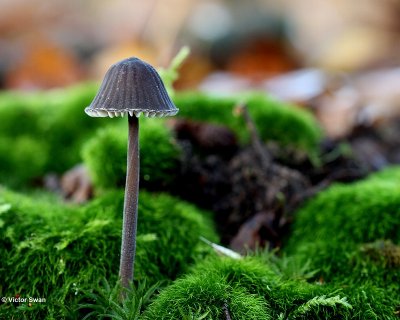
82, 118, 181, 191
0, 188, 217, 319
144, 256, 395, 319
286, 166, 400, 291
174, 92, 322, 155
364, 165, 400, 183
0, 136, 49, 186
0, 91, 45, 137
41, 84, 108, 173
0, 84, 106, 187
143, 257, 274, 320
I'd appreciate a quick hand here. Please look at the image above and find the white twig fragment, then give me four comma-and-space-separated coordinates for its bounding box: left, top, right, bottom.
200, 236, 242, 260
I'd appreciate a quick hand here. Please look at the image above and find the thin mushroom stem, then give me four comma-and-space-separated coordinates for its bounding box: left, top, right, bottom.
119, 115, 140, 290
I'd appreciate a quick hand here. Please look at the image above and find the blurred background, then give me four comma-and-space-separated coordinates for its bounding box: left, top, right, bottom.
2, 0, 400, 138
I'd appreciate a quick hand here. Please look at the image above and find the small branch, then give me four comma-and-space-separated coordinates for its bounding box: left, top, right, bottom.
235, 103, 272, 167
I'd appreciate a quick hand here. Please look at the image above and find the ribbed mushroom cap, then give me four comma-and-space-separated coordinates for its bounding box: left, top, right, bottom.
85, 57, 178, 118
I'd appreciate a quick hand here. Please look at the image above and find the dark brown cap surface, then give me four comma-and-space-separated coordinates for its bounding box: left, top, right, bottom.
85, 57, 178, 118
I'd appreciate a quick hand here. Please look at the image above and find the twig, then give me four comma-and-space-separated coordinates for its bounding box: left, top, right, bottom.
199, 236, 242, 259
235, 103, 272, 166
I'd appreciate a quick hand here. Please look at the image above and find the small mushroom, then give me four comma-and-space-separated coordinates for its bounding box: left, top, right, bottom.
85, 57, 178, 289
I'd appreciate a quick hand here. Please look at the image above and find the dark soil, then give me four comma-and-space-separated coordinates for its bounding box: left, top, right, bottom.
170, 118, 400, 251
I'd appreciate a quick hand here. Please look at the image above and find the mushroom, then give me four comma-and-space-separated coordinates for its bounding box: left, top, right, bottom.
85, 57, 178, 289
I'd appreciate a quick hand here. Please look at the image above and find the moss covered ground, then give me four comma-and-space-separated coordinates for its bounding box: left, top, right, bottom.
135, 169, 400, 319
144, 256, 398, 319
0, 188, 217, 319
0, 83, 398, 319
285, 167, 400, 290
0, 84, 105, 187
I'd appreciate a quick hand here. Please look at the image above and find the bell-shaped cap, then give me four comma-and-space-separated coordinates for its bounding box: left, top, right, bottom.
85, 57, 179, 118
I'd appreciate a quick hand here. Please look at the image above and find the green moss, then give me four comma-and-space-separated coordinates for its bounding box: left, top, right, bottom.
41, 84, 109, 172
139, 119, 181, 186
364, 165, 400, 183
174, 92, 322, 155
340, 284, 399, 320
145, 256, 394, 319
0, 83, 107, 187
81, 124, 126, 189
0, 92, 49, 186
143, 258, 272, 319
0, 92, 44, 137
82, 119, 181, 190
83, 190, 218, 281
360, 240, 400, 267
0, 188, 217, 319
285, 167, 400, 290
0, 136, 48, 186
77, 278, 161, 320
